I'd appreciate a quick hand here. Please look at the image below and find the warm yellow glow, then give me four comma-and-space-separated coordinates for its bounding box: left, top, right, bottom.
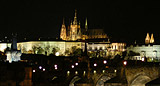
67, 71, 70, 74
94, 70, 96, 74
83, 71, 86, 76
105, 66, 109, 68
102, 70, 105, 73
75, 71, 78, 75
114, 70, 117, 73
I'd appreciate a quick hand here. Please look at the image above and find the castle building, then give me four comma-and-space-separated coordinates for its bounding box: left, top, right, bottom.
127, 33, 159, 61
0, 10, 126, 58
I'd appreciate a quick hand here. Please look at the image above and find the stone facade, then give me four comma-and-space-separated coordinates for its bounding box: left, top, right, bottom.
127, 44, 160, 60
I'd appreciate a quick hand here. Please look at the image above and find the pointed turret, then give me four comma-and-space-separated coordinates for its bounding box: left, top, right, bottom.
145, 33, 150, 44
60, 18, 67, 40
150, 33, 154, 44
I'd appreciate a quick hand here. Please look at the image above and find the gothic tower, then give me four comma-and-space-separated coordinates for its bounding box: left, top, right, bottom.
60, 18, 67, 40
150, 33, 154, 43
69, 10, 81, 41
145, 33, 150, 44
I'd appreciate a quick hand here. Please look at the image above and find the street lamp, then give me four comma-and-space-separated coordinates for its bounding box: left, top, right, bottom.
123, 61, 127, 66
39, 66, 42, 69
71, 65, 74, 68
94, 63, 97, 67
75, 62, 78, 66
103, 60, 107, 64
43, 68, 45, 71
54, 64, 58, 70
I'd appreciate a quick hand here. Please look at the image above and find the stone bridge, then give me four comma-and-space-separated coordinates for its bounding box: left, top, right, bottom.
68, 61, 160, 86
68, 67, 116, 86
125, 65, 159, 86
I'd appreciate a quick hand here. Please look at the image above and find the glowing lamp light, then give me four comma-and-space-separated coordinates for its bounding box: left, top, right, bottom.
55, 67, 58, 70
55, 52, 60, 56
75, 62, 78, 66
54, 64, 57, 68
123, 61, 127, 66
142, 58, 145, 62
83, 71, 86, 75
71, 65, 74, 68
114, 70, 117, 73
43, 68, 45, 71
102, 70, 105, 73
67, 71, 70, 74
33, 70, 36, 73
103, 60, 107, 64
94, 63, 97, 67
75, 71, 78, 75
39, 66, 42, 69
94, 70, 96, 74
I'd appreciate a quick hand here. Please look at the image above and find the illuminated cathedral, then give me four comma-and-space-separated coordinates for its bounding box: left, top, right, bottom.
60, 10, 108, 41
60, 10, 82, 41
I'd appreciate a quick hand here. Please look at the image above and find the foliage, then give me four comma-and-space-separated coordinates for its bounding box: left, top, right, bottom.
32, 45, 38, 54
70, 46, 82, 57
65, 49, 70, 56
37, 47, 44, 54
128, 51, 140, 56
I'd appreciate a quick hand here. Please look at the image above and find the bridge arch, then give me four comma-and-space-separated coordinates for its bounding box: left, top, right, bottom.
95, 73, 114, 86
130, 74, 151, 86
69, 76, 81, 86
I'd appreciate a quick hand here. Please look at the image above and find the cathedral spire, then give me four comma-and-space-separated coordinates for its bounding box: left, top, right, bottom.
85, 18, 88, 31
75, 9, 77, 18
73, 9, 77, 25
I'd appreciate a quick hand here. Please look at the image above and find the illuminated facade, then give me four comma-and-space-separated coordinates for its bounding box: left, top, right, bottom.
16, 41, 83, 56
0, 41, 126, 57
127, 45, 160, 61
127, 33, 159, 61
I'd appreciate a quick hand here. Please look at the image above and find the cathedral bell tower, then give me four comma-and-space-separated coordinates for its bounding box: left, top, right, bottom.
69, 10, 81, 41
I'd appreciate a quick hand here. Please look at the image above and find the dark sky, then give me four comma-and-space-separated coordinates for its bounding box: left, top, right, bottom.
0, 0, 160, 44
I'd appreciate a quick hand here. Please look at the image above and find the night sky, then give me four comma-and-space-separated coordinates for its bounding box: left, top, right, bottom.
0, 0, 160, 44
